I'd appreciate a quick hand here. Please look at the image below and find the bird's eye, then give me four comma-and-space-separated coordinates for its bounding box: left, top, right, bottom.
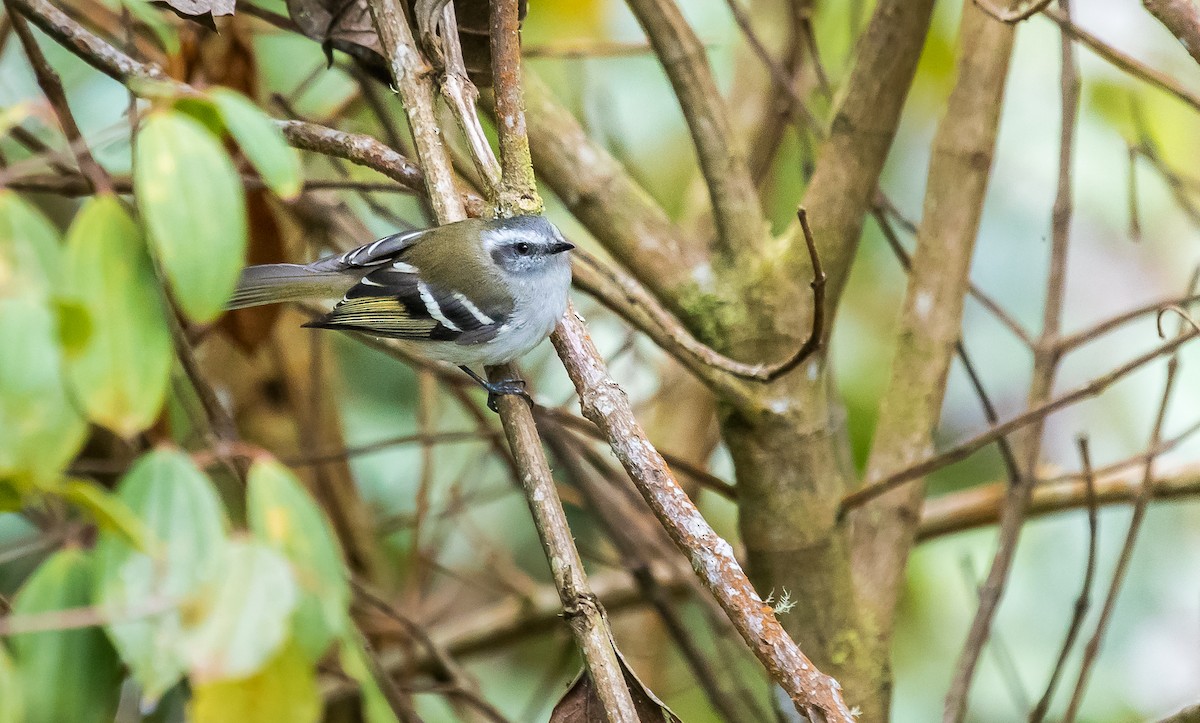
515, 242, 532, 255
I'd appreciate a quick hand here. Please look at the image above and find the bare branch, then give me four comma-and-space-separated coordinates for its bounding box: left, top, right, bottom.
6, 5, 111, 193
839, 327, 1198, 514
1143, 0, 1200, 67
849, 0, 1016, 627
1062, 357, 1180, 722
626, 0, 768, 259
551, 308, 855, 722
1029, 437, 1099, 723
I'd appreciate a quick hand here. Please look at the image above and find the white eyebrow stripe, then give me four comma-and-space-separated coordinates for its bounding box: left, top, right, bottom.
417, 280, 461, 331
453, 292, 495, 325
359, 277, 385, 287
392, 261, 418, 273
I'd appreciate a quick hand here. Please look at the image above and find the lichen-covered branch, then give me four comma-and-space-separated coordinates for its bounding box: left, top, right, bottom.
551, 309, 855, 722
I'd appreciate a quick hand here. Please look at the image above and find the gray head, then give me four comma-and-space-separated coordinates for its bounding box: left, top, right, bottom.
482, 215, 574, 277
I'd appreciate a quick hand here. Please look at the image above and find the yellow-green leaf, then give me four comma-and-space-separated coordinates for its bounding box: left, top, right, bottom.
209, 89, 302, 200
135, 110, 247, 322
0, 190, 61, 298
0, 297, 87, 488
94, 449, 228, 702
0, 643, 22, 723
10, 549, 122, 723
184, 539, 299, 683
338, 629, 401, 723
247, 459, 349, 661
58, 477, 152, 552
189, 641, 320, 723
63, 195, 172, 437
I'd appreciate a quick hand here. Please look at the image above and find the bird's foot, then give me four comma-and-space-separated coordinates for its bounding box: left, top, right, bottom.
484, 378, 531, 413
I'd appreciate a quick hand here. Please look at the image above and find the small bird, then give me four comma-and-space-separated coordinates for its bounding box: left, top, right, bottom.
228, 215, 574, 410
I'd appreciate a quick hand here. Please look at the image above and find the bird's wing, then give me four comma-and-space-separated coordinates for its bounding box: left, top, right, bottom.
305, 258, 514, 344
307, 227, 432, 273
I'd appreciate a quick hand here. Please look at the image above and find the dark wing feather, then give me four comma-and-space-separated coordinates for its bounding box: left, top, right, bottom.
307, 228, 431, 273
306, 259, 511, 344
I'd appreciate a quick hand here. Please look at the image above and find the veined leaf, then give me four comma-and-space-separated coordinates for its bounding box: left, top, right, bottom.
209, 89, 302, 200
183, 539, 299, 683
0, 297, 87, 488
135, 110, 247, 322
247, 459, 349, 661
189, 641, 320, 723
63, 195, 172, 438
10, 549, 123, 723
94, 449, 228, 702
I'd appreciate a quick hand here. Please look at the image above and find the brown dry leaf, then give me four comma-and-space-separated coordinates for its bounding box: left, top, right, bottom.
151, 0, 234, 31
549, 656, 682, 723
280, 0, 525, 86
283, 0, 388, 78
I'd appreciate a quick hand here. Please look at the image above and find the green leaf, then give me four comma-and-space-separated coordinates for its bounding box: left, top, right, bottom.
183, 539, 300, 683
338, 629, 400, 723
58, 477, 152, 552
209, 89, 302, 200
10, 549, 123, 723
0, 643, 22, 723
0, 189, 61, 298
94, 449, 228, 702
135, 110, 247, 322
63, 195, 173, 437
247, 459, 349, 661
189, 641, 320, 723
0, 297, 87, 489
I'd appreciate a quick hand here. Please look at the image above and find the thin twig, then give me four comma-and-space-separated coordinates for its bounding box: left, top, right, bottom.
973, 0, 1055, 23
1043, 7, 1200, 113
1061, 357, 1179, 722
1028, 437, 1099, 722
943, 13, 1080, 714
839, 327, 1198, 513
6, 5, 111, 193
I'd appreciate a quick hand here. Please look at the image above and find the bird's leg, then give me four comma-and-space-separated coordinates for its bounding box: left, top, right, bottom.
458, 366, 532, 413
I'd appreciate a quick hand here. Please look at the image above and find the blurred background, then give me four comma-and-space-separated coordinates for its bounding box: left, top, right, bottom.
3, 0, 1200, 720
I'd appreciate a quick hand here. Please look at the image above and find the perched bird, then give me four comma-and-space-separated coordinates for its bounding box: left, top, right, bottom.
228, 215, 574, 410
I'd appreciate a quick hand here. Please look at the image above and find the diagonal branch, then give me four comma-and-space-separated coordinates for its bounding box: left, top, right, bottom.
625, 0, 768, 259
6, 5, 111, 194
551, 310, 855, 722
840, 327, 1200, 514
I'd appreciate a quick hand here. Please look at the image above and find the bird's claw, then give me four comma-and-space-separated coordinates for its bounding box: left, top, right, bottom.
486, 379, 530, 413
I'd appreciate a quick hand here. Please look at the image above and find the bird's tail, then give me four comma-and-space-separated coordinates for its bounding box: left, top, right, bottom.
226, 264, 358, 310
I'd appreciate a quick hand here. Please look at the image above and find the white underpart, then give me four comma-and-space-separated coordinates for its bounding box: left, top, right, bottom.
392, 261, 418, 273
418, 280, 461, 331
453, 292, 495, 325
